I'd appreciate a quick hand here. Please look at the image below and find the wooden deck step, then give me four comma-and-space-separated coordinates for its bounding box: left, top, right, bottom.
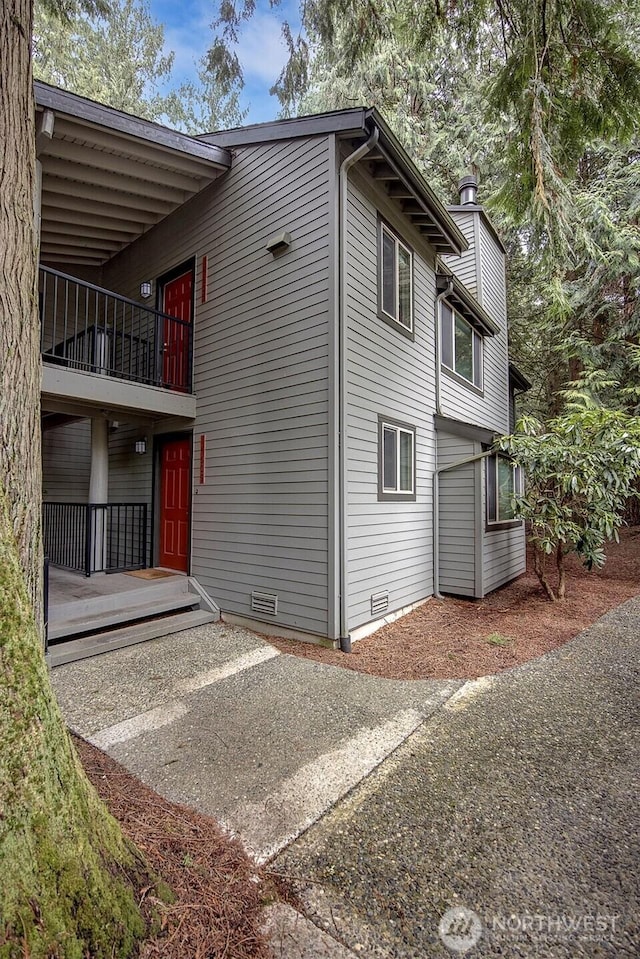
48, 609, 218, 667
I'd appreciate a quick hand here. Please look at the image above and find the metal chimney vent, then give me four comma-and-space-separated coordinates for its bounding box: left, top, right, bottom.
251, 590, 278, 616
459, 174, 478, 206
371, 591, 389, 616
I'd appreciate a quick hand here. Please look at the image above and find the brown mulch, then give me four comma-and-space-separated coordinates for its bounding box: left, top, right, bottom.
268, 527, 640, 680
74, 736, 273, 959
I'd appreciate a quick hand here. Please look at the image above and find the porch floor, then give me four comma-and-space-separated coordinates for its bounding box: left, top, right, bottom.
48, 566, 180, 607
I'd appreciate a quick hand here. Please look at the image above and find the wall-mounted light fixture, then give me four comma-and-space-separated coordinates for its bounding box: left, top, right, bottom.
140, 281, 152, 299
265, 230, 292, 255
134, 438, 147, 455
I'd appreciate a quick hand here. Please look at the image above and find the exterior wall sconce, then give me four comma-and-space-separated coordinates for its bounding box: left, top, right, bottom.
266, 230, 292, 255
140, 281, 152, 299
135, 438, 147, 455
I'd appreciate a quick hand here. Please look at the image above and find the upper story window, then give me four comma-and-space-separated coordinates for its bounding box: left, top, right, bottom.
378, 220, 413, 336
378, 417, 416, 501
440, 302, 483, 390
486, 454, 523, 525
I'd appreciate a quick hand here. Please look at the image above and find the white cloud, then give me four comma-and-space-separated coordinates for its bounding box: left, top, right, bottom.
234, 11, 289, 86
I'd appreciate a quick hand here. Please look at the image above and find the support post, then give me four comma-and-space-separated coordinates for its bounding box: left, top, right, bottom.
89, 417, 109, 573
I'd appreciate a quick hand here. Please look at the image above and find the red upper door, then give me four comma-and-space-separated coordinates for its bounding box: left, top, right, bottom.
159, 437, 191, 572
162, 269, 193, 391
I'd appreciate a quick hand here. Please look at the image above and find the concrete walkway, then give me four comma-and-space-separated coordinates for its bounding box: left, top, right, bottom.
51, 623, 461, 863
276, 597, 640, 957
51, 599, 640, 957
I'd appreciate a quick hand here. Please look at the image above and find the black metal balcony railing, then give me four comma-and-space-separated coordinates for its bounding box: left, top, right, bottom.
39, 266, 192, 393
43, 502, 148, 576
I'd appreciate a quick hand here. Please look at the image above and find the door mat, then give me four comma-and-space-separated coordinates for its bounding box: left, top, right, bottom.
125, 569, 177, 580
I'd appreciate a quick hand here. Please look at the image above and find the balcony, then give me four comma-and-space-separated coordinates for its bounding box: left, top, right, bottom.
40, 266, 196, 420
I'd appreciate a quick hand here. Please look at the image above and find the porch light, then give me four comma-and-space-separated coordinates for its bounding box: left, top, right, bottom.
135, 438, 147, 455
140, 281, 152, 299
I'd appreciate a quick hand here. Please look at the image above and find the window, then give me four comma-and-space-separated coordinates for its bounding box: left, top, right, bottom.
486, 454, 522, 525
378, 418, 416, 500
379, 221, 413, 333
440, 302, 483, 389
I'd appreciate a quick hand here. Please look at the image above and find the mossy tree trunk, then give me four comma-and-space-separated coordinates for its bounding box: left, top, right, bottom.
0, 2, 152, 955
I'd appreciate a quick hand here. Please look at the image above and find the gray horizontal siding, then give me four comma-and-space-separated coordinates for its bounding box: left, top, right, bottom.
345, 170, 438, 630
478, 218, 506, 323
443, 210, 478, 295
103, 134, 332, 636
42, 419, 91, 502
436, 432, 477, 597
482, 526, 527, 593
440, 210, 510, 434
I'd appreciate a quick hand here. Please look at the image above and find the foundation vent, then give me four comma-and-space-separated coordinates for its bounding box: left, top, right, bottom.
371, 591, 389, 616
251, 591, 278, 616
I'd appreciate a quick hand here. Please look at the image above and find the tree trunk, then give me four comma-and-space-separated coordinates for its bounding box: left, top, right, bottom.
532, 542, 557, 601
556, 541, 566, 600
0, 0, 42, 622
0, 2, 151, 953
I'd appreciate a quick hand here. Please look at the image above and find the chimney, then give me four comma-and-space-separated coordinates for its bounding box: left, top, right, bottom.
458, 174, 478, 206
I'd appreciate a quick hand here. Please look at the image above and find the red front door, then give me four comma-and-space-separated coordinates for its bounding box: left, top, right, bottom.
162, 270, 192, 391
159, 437, 191, 572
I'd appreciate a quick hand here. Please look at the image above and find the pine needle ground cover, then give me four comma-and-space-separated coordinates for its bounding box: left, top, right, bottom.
269, 526, 640, 680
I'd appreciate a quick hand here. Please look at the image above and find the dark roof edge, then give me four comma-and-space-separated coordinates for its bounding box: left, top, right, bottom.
434, 414, 497, 445
202, 106, 467, 256
368, 109, 467, 256
436, 271, 500, 336
34, 81, 231, 169
199, 107, 370, 146
509, 362, 532, 392
447, 204, 506, 254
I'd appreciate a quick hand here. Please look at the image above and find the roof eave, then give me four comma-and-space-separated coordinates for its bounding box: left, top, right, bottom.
34, 81, 231, 170
436, 271, 500, 336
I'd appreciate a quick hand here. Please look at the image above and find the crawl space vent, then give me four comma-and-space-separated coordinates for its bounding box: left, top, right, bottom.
371, 591, 389, 616
251, 591, 278, 616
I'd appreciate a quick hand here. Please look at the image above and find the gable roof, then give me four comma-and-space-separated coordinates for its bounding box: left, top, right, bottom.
201, 108, 468, 257
35, 82, 231, 267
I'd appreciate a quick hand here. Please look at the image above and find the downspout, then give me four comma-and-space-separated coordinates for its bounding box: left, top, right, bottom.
338, 125, 379, 652
434, 279, 453, 416
433, 449, 494, 599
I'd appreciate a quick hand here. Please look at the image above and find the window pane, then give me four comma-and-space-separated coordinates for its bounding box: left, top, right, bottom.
382, 230, 396, 317
383, 427, 397, 490
486, 456, 497, 523
473, 330, 483, 388
399, 430, 413, 491
441, 304, 454, 368
454, 314, 473, 381
497, 457, 515, 520
398, 245, 412, 329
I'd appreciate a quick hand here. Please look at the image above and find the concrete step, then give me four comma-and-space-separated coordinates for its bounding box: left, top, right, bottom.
49, 592, 198, 641
48, 609, 218, 667
49, 575, 189, 623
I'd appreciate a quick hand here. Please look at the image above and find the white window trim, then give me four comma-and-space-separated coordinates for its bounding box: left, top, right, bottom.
441, 303, 483, 390
381, 422, 415, 495
379, 222, 413, 333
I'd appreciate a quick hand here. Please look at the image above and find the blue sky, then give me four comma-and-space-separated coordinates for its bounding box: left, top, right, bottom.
148, 0, 301, 125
